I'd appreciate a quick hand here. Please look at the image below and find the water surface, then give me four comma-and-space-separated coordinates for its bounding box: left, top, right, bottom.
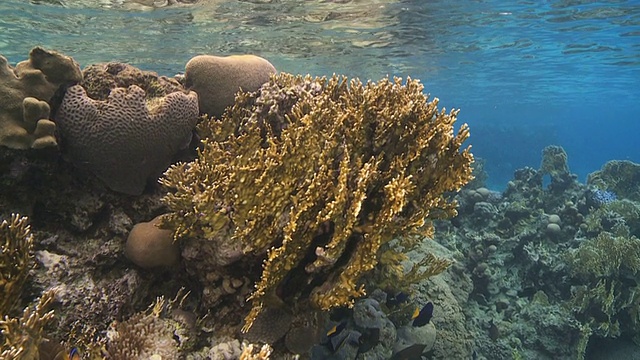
1, 0, 639, 187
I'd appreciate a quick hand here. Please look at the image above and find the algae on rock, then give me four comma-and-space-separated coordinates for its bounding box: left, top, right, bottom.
161, 73, 474, 332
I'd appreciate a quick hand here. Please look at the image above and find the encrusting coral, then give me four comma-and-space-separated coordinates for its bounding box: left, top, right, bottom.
161, 73, 474, 332
0, 214, 34, 316
81, 62, 185, 101
55, 84, 199, 195
0, 47, 82, 149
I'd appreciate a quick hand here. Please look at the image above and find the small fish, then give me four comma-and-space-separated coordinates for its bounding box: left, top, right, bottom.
386, 291, 410, 307
69, 348, 80, 360
411, 302, 434, 327
52, 347, 80, 360
324, 320, 348, 352
326, 321, 347, 337
327, 327, 353, 353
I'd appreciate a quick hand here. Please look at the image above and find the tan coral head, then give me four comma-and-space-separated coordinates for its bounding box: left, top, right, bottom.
125, 215, 181, 269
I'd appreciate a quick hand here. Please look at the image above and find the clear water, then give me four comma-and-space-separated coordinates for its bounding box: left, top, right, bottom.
1, 0, 639, 189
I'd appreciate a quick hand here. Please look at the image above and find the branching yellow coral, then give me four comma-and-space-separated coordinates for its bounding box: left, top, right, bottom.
566, 231, 640, 338
0, 214, 34, 317
161, 73, 473, 332
0, 290, 55, 360
240, 343, 273, 360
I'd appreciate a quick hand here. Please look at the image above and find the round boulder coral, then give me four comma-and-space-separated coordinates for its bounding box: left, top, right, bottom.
184, 54, 276, 118
125, 215, 180, 269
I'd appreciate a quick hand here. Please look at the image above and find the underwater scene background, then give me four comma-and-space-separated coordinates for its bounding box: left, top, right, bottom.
1, 0, 640, 360
2, 0, 639, 188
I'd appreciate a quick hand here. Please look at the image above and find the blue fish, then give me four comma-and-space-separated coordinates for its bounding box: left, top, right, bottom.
52, 347, 80, 360
411, 302, 434, 327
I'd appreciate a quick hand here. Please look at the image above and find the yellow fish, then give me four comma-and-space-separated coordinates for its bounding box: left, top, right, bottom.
52, 347, 80, 360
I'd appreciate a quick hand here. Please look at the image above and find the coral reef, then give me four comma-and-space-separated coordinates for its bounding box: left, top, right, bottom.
540, 145, 569, 180
161, 73, 473, 332
104, 296, 181, 360
0, 214, 34, 316
184, 54, 277, 117
430, 145, 640, 360
566, 231, 640, 339
54, 84, 199, 195
587, 160, 640, 201
81, 62, 184, 101
0, 47, 82, 149
0, 291, 55, 360
239, 343, 273, 360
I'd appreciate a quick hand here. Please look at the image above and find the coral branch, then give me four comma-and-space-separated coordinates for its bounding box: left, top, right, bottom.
161, 73, 474, 332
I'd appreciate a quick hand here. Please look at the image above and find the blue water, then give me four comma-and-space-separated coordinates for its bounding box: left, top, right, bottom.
1, 0, 639, 189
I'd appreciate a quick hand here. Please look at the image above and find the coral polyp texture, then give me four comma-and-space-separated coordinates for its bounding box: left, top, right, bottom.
81, 62, 185, 101
55, 84, 199, 195
161, 73, 474, 331
0, 47, 82, 149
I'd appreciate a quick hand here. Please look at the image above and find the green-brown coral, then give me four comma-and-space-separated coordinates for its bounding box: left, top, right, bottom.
161, 73, 473, 331
0, 214, 34, 316
540, 145, 569, 180
566, 231, 640, 338
587, 160, 640, 202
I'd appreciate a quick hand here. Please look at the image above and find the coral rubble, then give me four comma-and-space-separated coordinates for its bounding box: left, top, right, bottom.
161, 73, 474, 332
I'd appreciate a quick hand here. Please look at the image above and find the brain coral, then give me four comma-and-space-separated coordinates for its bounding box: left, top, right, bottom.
55, 85, 199, 195
0, 47, 82, 149
184, 54, 276, 118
